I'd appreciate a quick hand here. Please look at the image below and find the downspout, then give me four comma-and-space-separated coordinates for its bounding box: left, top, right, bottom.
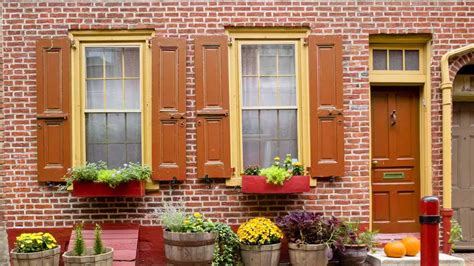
439, 44, 474, 253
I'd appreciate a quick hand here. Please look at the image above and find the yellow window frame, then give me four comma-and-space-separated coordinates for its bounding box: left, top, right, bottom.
69, 30, 157, 189
369, 43, 426, 83
225, 28, 312, 187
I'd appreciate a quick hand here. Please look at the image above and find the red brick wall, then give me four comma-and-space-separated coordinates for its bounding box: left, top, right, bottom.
2, 1, 474, 232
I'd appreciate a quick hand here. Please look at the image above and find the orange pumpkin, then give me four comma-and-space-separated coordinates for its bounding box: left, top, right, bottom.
384, 241, 407, 258
401, 236, 421, 256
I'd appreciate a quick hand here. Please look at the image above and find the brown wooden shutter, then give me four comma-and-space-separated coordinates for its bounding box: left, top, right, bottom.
151, 37, 187, 180
194, 36, 232, 178
36, 38, 71, 182
308, 35, 345, 178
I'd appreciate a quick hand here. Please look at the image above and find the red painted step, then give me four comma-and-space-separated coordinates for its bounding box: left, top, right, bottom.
68, 228, 139, 262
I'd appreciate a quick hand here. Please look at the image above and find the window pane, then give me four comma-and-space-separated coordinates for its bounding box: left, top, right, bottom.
405, 50, 419, 70
278, 110, 297, 139
260, 77, 277, 106
389, 50, 403, 70
86, 80, 104, 109
107, 113, 126, 143
126, 113, 141, 142
108, 144, 126, 169
86, 114, 106, 143
242, 77, 258, 107
278, 45, 295, 75
105, 48, 122, 78
86, 48, 103, 78
373, 50, 387, 70
260, 55, 277, 75
280, 77, 296, 106
124, 79, 140, 109
105, 79, 123, 109
126, 144, 141, 164
242, 45, 258, 76
124, 47, 140, 77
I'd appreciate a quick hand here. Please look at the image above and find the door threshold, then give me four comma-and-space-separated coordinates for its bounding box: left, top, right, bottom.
376, 232, 420, 245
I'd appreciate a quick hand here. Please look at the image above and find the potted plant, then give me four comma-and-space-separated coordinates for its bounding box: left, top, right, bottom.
10, 232, 60, 266
65, 162, 151, 197
63, 224, 114, 265
157, 200, 217, 265
242, 154, 310, 194
276, 212, 340, 266
334, 221, 378, 266
213, 223, 241, 265
237, 217, 283, 266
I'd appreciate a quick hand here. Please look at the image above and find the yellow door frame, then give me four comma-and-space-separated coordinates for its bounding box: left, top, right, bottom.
368, 35, 432, 229
440, 44, 474, 209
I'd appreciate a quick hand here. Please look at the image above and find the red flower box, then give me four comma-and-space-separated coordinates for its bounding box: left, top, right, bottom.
241, 175, 310, 194
72, 180, 145, 197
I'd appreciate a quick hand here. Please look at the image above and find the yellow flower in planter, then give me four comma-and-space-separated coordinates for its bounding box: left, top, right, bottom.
237, 217, 283, 245
14, 232, 58, 253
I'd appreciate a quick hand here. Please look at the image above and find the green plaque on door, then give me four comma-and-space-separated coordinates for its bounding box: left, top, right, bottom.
383, 172, 405, 179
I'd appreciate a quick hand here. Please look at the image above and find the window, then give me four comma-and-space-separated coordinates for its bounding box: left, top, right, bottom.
227, 32, 311, 180
70, 31, 153, 170
84, 46, 142, 168
240, 44, 298, 167
372, 49, 420, 71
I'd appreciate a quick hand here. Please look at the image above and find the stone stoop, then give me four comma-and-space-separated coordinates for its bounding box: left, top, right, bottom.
366, 250, 465, 266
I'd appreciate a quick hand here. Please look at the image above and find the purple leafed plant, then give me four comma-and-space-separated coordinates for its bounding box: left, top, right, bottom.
276, 211, 341, 245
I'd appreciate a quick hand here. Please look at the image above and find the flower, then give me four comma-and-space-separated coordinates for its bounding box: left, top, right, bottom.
14, 232, 58, 253
274, 156, 280, 161
237, 217, 283, 245
193, 212, 202, 218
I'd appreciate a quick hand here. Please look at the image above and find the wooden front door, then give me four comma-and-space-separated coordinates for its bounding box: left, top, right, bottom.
371, 87, 420, 233
452, 102, 474, 249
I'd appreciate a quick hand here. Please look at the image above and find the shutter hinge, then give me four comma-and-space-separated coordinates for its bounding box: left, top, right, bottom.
303, 37, 309, 47
228, 37, 234, 47
70, 39, 77, 49
147, 38, 153, 48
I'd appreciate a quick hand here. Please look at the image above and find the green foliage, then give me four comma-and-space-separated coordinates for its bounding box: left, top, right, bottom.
335, 220, 378, 253
260, 166, 290, 185
449, 218, 463, 252
157, 200, 187, 232
65, 162, 151, 188
93, 224, 105, 255
243, 165, 260, 176
183, 212, 216, 233
73, 223, 85, 256
14, 232, 58, 253
212, 223, 241, 266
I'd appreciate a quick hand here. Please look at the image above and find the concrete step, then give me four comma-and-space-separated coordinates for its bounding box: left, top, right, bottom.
367, 250, 465, 266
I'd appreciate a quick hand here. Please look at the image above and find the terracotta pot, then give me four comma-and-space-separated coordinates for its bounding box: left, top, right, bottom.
240, 242, 281, 266
10, 246, 60, 266
163, 230, 216, 265
288, 243, 328, 266
338, 244, 368, 266
63, 247, 113, 266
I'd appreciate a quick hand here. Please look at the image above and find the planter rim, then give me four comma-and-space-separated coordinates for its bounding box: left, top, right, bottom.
288, 242, 327, 251
10, 245, 61, 258
240, 242, 281, 251
163, 230, 217, 236
343, 244, 368, 248
62, 247, 113, 259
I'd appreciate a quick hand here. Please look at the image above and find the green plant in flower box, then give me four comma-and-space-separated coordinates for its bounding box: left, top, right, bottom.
65, 161, 151, 188
244, 154, 306, 186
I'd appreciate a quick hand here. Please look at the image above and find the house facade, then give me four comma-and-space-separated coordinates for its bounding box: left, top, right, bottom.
2, 0, 474, 263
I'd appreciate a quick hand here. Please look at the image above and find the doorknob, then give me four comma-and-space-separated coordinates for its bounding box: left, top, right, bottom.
372, 160, 379, 166
390, 110, 397, 126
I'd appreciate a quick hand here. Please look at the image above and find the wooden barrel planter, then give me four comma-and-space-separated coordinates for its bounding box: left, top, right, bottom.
288, 243, 328, 266
240, 242, 281, 266
63, 247, 114, 266
163, 230, 216, 265
10, 246, 60, 266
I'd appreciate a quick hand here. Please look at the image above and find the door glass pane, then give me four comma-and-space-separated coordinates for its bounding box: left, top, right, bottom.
389, 50, 403, 70
85, 46, 141, 168
405, 50, 419, 70
241, 43, 298, 168
373, 50, 387, 70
